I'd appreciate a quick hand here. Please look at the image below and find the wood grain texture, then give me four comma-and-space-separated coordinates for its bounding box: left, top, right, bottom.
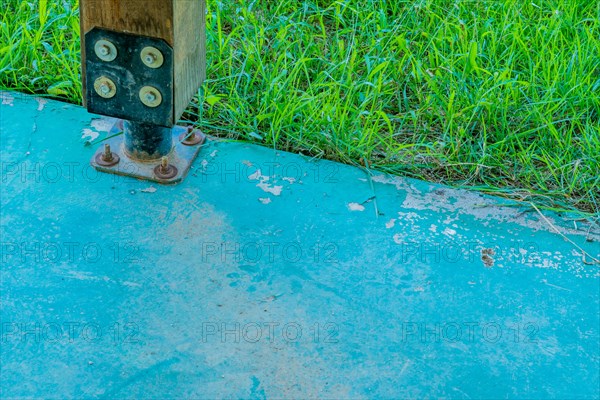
80, 0, 206, 121
173, 0, 206, 120
80, 0, 174, 44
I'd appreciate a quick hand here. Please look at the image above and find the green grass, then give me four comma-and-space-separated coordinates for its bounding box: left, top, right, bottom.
1, 0, 599, 215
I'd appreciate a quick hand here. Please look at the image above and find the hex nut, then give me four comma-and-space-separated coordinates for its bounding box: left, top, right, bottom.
140, 46, 164, 69
139, 86, 163, 108
94, 76, 117, 99
94, 39, 118, 62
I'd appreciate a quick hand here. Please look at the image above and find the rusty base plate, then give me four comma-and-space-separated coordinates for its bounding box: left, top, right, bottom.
90, 122, 204, 184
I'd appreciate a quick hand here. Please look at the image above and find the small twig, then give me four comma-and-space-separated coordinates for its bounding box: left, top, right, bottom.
361, 196, 376, 205
530, 202, 599, 265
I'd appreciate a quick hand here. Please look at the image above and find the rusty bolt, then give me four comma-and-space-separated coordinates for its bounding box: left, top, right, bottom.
154, 156, 178, 179
179, 125, 205, 146
102, 144, 113, 162
95, 143, 120, 167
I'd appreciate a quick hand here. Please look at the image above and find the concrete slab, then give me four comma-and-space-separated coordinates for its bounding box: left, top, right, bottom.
1, 91, 599, 398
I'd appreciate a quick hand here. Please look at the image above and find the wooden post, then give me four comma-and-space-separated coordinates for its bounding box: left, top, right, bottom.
80, 0, 206, 127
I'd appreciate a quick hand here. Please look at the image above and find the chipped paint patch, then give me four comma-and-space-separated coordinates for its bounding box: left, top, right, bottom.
348, 203, 365, 212
393, 233, 405, 244
210, 150, 218, 157
429, 224, 438, 233
81, 117, 115, 142
372, 173, 599, 240
36, 98, 48, 111
81, 128, 99, 142
443, 227, 457, 237
90, 117, 115, 133
1, 92, 14, 106
257, 182, 283, 196
248, 169, 281, 195
398, 211, 424, 221
283, 177, 296, 184
248, 169, 264, 181
141, 186, 157, 193
386, 219, 396, 229
259, 198, 272, 205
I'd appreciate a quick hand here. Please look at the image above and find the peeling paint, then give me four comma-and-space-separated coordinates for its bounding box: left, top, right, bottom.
90, 117, 115, 132
36, 98, 48, 111
257, 182, 283, 196
348, 203, 365, 212
259, 198, 272, 204
81, 128, 100, 142
372, 173, 599, 240
385, 219, 396, 229
443, 227, 457, 236
1, 92, 14, 106
393, 233, 405, 244
248, 170, 263, 181
248, 169, 281, 195
81, 117, 114, 142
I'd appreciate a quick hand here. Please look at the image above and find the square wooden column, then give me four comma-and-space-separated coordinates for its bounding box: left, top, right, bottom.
80, 0, 206, 127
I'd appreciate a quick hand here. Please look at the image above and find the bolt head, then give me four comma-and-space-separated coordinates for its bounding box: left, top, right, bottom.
140, 46, 164, 68
139, 86, 162, 108
94, 40, 117, 62
94, 76, 117, 99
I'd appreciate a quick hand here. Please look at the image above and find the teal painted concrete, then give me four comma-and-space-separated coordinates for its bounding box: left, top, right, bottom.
1, 91, 599, 398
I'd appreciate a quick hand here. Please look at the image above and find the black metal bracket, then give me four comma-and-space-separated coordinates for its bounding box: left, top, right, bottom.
84, 28, 175, 127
